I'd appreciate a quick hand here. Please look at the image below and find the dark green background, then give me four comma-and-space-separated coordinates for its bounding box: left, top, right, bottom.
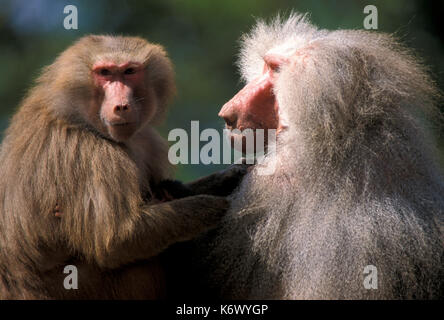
0, 0, 442, 181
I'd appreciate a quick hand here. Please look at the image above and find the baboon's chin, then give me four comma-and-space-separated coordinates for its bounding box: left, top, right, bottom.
107, 123, 138, 142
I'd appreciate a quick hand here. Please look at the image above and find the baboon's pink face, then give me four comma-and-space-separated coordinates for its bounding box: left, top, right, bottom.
91, 61, 154, 142
218, 53, 295, 152
218, 55, 285, 133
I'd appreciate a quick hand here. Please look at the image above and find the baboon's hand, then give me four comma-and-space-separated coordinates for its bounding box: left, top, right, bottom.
167, 194, 229, 232
186, 162, 251, 196
144, 195, 228, 247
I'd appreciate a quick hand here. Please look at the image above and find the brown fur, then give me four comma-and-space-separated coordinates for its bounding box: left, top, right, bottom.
0, 35, 227, 299
196, 14, 444, 299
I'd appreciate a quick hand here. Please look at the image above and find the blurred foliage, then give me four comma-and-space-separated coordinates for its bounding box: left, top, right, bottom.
0, 0, 443, 181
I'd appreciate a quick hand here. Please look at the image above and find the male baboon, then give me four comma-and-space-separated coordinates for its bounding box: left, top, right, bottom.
197, 14, 444, 299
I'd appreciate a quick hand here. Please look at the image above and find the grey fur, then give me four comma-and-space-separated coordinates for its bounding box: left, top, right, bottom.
202, 13, 444, 299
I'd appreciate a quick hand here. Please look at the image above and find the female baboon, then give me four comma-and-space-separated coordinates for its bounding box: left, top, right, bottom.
0, 35, 237, 299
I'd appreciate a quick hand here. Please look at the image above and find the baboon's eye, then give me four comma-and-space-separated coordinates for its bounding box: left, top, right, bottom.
100, 69, 111, 76
124, 68, 136, 75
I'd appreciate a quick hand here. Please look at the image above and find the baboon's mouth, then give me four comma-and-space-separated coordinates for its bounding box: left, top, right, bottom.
223, 118, 237, 131
109, 122, 134, 127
